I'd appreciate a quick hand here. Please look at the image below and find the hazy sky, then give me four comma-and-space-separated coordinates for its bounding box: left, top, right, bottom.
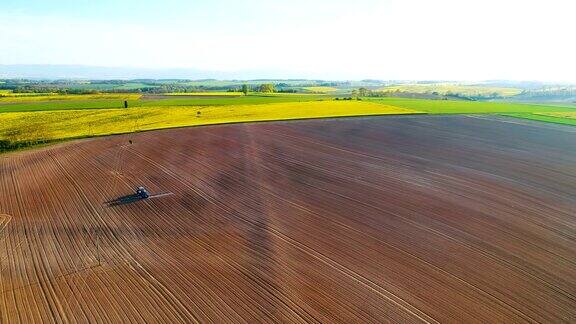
1, 0, 575, 81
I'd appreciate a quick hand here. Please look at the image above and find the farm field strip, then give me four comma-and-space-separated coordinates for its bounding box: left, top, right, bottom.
367, 97, 576, 114
0, 99, 136, 113
3, 95, 576, 156
302, 87, 338, 93
1, 115, 575, 322
164, 92, 245, 96
0, 93, 142, 103
506, 111, 576, 127
379, 84, 523, 97
0, 94, 326, 113
366, 97, 576, 127
0, 101, 420, 143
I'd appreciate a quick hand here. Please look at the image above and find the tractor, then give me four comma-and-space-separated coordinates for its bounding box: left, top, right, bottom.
136, 186, 150, 199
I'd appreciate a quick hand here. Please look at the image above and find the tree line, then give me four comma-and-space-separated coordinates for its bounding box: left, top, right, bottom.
0, 81, 289, 95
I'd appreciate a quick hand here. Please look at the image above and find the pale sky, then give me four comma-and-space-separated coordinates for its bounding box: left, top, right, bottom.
1, 0, 575, 81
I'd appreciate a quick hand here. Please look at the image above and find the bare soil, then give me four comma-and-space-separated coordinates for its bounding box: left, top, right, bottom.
1, 115, 575, 322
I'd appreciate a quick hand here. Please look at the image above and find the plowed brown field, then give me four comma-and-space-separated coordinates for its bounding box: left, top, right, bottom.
1, 115, 575, 323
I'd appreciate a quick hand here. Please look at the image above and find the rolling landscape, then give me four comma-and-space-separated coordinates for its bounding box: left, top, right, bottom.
1, 79, 576, 323
2, 0, 576, 322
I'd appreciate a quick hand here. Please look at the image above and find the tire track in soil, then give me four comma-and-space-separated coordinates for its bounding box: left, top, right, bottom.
126, 135, 438, 323
48, 144, 202, 323
168, 129, 536, 322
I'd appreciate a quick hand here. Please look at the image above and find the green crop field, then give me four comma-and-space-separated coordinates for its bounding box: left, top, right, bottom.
366, 97, 576, 127
0, 100, 132, 113
504, 112, 576, 127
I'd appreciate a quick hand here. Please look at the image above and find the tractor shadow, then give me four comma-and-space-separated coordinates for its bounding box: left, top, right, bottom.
104, 194, 145, 207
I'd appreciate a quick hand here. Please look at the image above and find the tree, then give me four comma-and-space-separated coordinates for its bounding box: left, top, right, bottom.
241, 84, 250, 95
259, 83, 276, 93
357, 87, 371, 97
0, 140, 12, 152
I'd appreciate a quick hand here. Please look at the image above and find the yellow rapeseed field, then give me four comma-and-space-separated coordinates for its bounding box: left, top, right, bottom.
0, 93, 142, 102
164, 92, 245, 96
379, 84, 522, 97
303, 87, 338, 93
535, 112, 576, 119
0, 91, 56, 97
0, 100, 420, 142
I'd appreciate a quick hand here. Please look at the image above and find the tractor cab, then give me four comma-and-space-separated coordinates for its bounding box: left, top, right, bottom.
136, 186, 150, 199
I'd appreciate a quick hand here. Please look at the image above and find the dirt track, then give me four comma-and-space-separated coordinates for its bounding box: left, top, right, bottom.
1, 115, 575, 323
